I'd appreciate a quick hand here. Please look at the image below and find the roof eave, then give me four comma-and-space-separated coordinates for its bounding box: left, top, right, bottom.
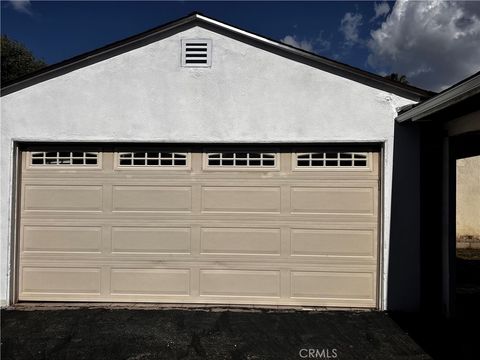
2, 12, 432, 101
0, 13, 199, 93
396, 72, 480, 122
196, 14, 432, 101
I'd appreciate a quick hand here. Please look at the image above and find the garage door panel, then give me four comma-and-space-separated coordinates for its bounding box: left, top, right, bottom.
199, 269, 281, 297
21, 267, 101, 295
200, 227, 281, 255
22, 226, 102, 253
290, 186, 376, 215
24, 185, 103, 211
111, 227, 191, 254
290, 271, 375, 301
112, 186, 192, 212
201, 186, 281, 213
18, 146, 380, 308
110, 268, 190, 296
290, 228, 376, 258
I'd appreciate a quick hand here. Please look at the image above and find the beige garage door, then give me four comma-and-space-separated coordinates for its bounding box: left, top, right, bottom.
17, 145, 379, 308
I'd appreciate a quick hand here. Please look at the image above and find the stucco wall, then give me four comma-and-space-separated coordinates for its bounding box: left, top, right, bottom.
0, 25, 415, 307
457, 156, 480, 241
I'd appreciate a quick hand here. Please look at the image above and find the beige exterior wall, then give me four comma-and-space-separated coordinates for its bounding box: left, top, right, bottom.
456, 155, 480, 242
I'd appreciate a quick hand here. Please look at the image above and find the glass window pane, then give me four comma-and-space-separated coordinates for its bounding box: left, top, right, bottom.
160, 159, 173, 166
72, 158, 84, 165
147, 159, 159, 166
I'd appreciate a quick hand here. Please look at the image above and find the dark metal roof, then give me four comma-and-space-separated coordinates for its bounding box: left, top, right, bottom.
1, 12, 435, 100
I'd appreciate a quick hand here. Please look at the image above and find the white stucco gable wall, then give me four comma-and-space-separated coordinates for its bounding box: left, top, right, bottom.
0, 25, 415, 307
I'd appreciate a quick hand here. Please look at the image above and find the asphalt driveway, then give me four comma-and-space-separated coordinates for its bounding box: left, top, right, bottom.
1, 307, 429, 360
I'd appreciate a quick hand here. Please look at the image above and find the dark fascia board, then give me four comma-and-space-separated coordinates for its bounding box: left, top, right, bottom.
396, 71, 480, 122
1, 12, 434, 101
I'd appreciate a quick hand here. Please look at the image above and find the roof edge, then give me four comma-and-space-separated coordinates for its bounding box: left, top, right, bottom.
396, 71, 480, 122
195, 14, 433, 101
2, 12, 433, 100
1, 12, 199, 93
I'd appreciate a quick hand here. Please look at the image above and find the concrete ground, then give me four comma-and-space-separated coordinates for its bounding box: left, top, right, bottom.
1, 307, 430, 360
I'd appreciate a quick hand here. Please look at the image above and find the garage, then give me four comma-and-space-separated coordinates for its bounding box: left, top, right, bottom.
2, 13, 433, 310
17, 145, 380, 308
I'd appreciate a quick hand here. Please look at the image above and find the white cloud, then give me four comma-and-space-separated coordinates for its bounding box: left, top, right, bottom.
281, 35, 314, 52
281, 32, 331, 54
339, 12, 363, 45
315, 32, 331, 53
370, 2, 390, 22
9, 0, 32, 15
367, 0, 480, 91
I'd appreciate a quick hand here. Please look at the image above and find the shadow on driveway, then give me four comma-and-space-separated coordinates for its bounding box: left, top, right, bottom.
1, 308, 429, 360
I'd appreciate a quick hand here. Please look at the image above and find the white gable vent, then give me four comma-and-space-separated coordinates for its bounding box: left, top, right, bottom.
181, 39, 212, 67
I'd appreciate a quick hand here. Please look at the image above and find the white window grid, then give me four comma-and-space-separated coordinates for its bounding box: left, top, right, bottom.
206, 152, 276, 167
296, 152, 369, 168
181, 39, 212, 67
117, 152, 188, 167
30, 151, 99, 166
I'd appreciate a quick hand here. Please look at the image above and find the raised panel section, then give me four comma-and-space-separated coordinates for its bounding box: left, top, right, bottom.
201, 227, 281, 255
24, 185, 102, 211
290, 187, 375, 215
110, 268, 190, 295
202, 187, 281, 213
112, 227, 191, 254
112, 186, 192, 212
291, 271, 375, 300
200, 270, 280, 297
291, 229, 375, 258
23, 226, 102, 253
21, 267, 101, 294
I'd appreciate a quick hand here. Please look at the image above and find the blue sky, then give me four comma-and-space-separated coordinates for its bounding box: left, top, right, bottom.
2, 1, 480, 91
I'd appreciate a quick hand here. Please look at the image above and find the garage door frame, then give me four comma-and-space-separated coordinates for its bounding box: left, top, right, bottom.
9, 141, 385, 309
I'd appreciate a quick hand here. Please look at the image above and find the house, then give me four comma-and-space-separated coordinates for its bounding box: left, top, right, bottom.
393, 71, 480, 315
1, 13, 477, 314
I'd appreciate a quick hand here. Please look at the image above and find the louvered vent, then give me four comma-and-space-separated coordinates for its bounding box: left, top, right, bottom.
181, 39, 212, 67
